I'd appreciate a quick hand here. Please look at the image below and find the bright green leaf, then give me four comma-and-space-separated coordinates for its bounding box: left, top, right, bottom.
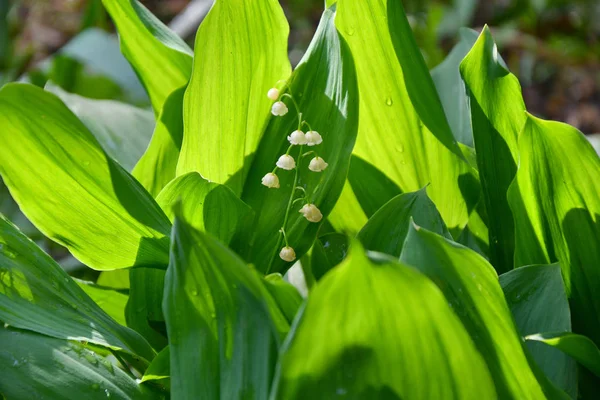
141, 346, 171, 383
101, 0, 192, 113
177, 0, 291, 195
46, 82, 154, 172
500, 264, 576, 398
400, 224, 564, 399
507, 114, 600, 348
133, 86, 186, 197
271, 241, 495, 399
0, 216, 154, 362
234, 7, 358, 274
0, 83, 171, 271
526, 332, 600, 378
358, 188, 451, 257
334, 0, 478, 235
0, 327, 160, 400
460, 26, 525, 273
164, 215, 289, 399
75, 279, 129, 327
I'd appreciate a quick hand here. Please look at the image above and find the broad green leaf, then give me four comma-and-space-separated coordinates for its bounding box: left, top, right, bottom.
460, 26, 525, 273
507, 114, 600, 347
101, 0, 192, 113
46, 82, 154, 171
500, 264, 576, 398
310, 233, 348, 280
164, 215, 289, 399
133, 86, 186, 197
177, 0, 291, 196
263, 273, 303, 324
327, 180, 368, 233
234, 7, 358, 274
0, 327, 160, 400
271, 241, 495, 399
141, 346, 170, 383
156, 172, 253, 245
358, 188, 451, 257
335, 0, 478, 235
400, 224, 563, 399
0, 83, 171, 270
431, 28, 479, 146
0, 216, 154, 362
97, 270, 130, 290
76, 279, 129, 327
526, 333, 600, 378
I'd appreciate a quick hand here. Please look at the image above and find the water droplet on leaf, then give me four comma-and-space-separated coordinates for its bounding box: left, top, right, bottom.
385, 97, 393, 106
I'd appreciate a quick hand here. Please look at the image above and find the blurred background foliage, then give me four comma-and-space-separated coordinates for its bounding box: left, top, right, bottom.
0, 0, 598, 275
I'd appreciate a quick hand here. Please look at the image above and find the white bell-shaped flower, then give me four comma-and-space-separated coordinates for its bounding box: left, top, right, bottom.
276, 154, 296, 170
261, 172, 280, 188
271, 101, 288, 116
267, 88, 280, 100
299, 203, 323, 223
305, 131, 323, 146
287, 130, 307, 145
308, 156, 328, 172
279, 246, 296, 262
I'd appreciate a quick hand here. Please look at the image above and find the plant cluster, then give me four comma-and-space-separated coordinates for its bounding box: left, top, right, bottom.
0, 0, 599, 399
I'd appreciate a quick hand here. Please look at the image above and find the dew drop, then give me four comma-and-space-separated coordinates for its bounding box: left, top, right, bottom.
385, 97, 393, 106
190, 289, 198, 296
91, 383, 100, 390
210, 312, 216, 319
346, 26, 355, 36
101, 359, 114, 374
395, 144, 404, 153
104, 388, 111, 398
83, 161, 90, 167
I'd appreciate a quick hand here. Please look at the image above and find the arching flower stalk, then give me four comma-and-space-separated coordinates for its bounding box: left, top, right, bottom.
263, 84, 328, 265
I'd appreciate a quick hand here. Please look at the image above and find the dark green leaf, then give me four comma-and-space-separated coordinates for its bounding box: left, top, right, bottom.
262, 273, 303, 324
141, 345, 170, 383
310, 233, 348, 280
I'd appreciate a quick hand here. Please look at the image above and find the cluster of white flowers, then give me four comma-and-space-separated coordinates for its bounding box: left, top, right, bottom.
261, 85, 330, 262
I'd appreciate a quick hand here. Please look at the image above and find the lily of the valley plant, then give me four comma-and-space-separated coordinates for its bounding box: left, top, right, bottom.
0, 0, 599, 399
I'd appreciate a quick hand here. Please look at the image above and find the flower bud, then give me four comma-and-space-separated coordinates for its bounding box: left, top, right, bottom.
276, 154, 296, 170
271, 101, 288, 116
308, 156, 328, 172
279, 246, 296, 262
287, 130, 307, 145
261, 172, 280, 188
305, 131, 323, 146
299, 203, 323, 223
267, 88, 280, 100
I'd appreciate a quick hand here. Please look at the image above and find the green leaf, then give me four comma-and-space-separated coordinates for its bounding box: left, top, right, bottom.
334, 0, 478, 235
0, 327, 160, 400
141, 345, 170, 383
234, 7, 358, 273
156, 172, 253, 245
97, 270, 130, 290
0, 83, 171, 271
263, 273, 303, 324
507, 114, 600, 347
101, 0, 192, 113
327, 180, 368, 233
46, 82, 154, 171
76, 279, 129, 327
400, 223, 564, 399
271, 241, 495, 399
500, 264, 576, 398
164, 215, 289, 399
132, 86, 186, 197
0, 216, 154, 362
526, 333, 600, 378
430, 28, 479, 146
357, 188, 451, 257
177, 0, 291, 196
459, 26, 525, 273
310, 233, 348, 280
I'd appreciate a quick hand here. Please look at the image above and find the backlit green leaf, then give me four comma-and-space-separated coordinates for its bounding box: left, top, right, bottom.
177, 0, 291, 195
400, 224, 564, 399
507, 114, 600, 348
0, 83, 171, 271
460, 26, 525, 273
271, 241, 495, 399
101, 0, 192, 113
76, 279, 129, 327
141, 346, 170, 383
